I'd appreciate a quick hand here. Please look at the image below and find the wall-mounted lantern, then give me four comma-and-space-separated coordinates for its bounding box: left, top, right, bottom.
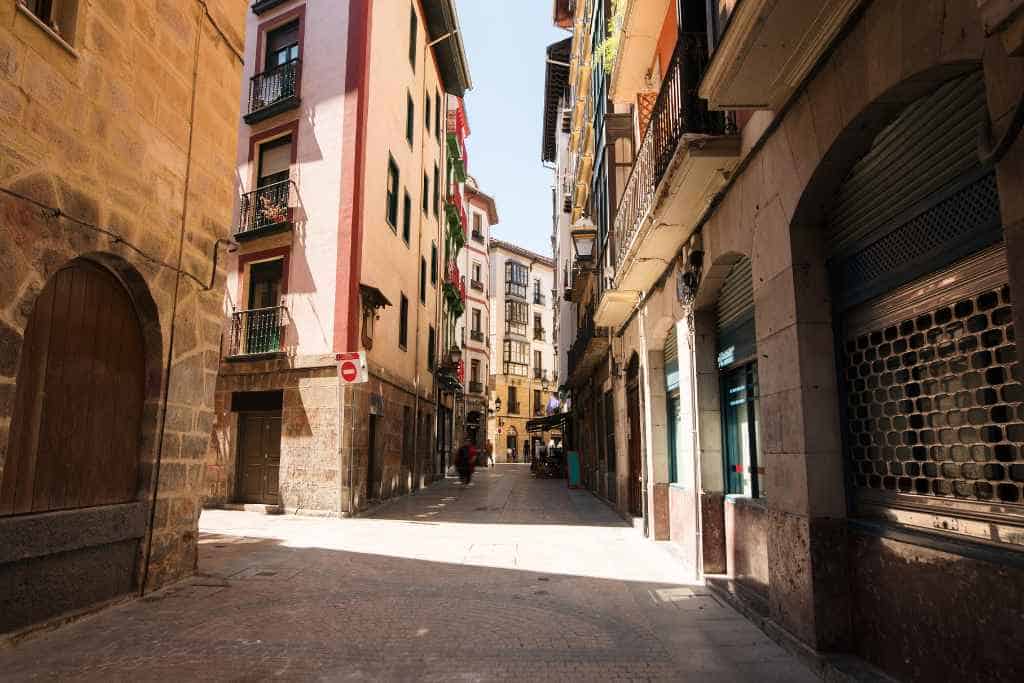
570, 217, 597, 263
359, 284, 391, 350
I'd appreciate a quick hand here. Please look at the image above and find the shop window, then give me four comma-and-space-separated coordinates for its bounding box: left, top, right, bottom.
722, 362, 763, 497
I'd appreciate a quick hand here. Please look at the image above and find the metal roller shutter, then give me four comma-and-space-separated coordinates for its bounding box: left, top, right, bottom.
827, 71, 1001, 310
717, 257, 754, 368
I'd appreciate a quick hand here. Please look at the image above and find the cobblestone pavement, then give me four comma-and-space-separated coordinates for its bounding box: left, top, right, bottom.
0, 465, 816, 682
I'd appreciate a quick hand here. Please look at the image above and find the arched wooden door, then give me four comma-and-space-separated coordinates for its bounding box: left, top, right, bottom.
0, 260, 147, 515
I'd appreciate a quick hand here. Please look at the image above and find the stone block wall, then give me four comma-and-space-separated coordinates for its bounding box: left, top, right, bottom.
0, 0, 248, 620
205, 357, 341, 515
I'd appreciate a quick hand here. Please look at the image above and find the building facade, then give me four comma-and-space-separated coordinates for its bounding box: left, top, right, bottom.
458, 175, 498, 448
487, 240, 558, 461
204, 0, 471, 516
0, 0, 247, 635
550, 0, 1024, 679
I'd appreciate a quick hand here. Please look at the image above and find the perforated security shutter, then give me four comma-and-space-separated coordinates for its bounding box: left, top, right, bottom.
717, 257, 754, 368
827, 72, 1001, 310
665, 324, 679, 391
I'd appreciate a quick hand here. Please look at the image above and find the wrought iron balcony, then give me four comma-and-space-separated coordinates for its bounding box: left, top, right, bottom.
533, 368, 548, 381
226, 305, 287, 358
507, 401, 521, 415
470, 329, 484, 343
236, 180, 292, 239
469, 380, 484, 394
470, 279, 483, 291
533, 291, 546, 305
471, 230, 484, 243
245, 59, 301, 124
533, 327, 546, 342
610, 34, 725, 277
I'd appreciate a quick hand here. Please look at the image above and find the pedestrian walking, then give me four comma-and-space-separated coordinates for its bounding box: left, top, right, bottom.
523, 442, 531, 463
485, 439, 494, 467
455, 436, 476, 485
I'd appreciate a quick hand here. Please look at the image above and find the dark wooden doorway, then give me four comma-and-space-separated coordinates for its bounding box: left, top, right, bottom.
622, 374, 638, 518
237, 411, 282, 505
1, 260, 146, 515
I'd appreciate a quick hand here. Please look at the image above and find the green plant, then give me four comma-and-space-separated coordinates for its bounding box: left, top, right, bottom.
597, 0, 626, 73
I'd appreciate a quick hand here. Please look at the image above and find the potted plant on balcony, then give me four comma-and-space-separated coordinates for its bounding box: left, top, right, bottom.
259, 194, 288, 226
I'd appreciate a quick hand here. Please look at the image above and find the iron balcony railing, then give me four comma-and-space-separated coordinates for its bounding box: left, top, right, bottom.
469, 380, 484, 394
507, 401, 521, 415
533, 291, 546, 305
226, 305, 286, 357
248, 58, 301, 116
533, 327, 546, 341
470, 329, 484, 342
567, 315, 596, 376
237, 180, 292, 237
609, 34, 724, 275
533, 368, 548, 381
470, 279, 484, 291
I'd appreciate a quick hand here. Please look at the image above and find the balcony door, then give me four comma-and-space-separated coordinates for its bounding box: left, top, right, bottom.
258, 135, 291, 188
246, 260, 283, 354
265, 21, 299, 70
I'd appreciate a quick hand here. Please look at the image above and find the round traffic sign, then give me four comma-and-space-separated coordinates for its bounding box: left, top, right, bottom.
341, 361, 358, 382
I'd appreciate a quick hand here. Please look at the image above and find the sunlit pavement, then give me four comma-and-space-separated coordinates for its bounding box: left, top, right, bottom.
0, 465, 815, 681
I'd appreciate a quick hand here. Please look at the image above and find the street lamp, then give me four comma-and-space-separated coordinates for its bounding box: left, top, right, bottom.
494, 397, 502, 413
570, 217, 597, 262
448, 345, 463, 367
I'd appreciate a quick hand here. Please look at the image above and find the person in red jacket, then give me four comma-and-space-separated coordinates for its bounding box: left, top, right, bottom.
455, 436, 477, 485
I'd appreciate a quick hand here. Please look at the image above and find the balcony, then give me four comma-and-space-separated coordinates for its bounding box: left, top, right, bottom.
470, 329, 484, 343
470, 279, 483, 291
225, 306, 287, 358
596, 34, 740, 329
469, 380, 484, 395
508, 401, 521, 415
567, 316, 610, 387
608, 0, 674, 104
533, 328, 546, 342
533, 368, 549, 382
699, 0, 863, 110
533, 291, 546, 305
471, 230, 484, 243
245, 59, 301, 124
236, 180, 293, 240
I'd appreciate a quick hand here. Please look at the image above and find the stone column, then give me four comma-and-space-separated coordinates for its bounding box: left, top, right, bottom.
670, 316, 702, 579
692, 311, 726, 573
755, 206, 851, 649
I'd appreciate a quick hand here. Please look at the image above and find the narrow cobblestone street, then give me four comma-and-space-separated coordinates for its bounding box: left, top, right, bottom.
1, 466, 815, 681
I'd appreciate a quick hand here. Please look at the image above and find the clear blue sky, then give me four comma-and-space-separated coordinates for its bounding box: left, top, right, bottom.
456, 1, 567, 257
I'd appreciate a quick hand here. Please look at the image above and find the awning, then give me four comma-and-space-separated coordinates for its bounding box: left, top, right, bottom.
526, 412, 569, 434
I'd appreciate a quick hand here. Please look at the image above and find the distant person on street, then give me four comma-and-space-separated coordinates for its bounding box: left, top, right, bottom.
455, 436, 476, 485
523, 442, 531, 463
485, 439, 494, 467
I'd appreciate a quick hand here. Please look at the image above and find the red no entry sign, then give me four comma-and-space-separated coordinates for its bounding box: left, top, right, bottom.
336, 351, 368, 385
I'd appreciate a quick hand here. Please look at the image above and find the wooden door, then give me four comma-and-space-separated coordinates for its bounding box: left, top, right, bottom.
238, 411, 281, 504
627, 383, 643, 517
1, 261, 146, 516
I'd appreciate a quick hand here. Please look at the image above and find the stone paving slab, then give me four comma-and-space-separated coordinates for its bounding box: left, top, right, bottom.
0, 465, 817, 682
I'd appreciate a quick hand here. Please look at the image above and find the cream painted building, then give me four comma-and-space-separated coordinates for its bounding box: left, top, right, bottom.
205, 0, 471, 516
487, 240, 557, 461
